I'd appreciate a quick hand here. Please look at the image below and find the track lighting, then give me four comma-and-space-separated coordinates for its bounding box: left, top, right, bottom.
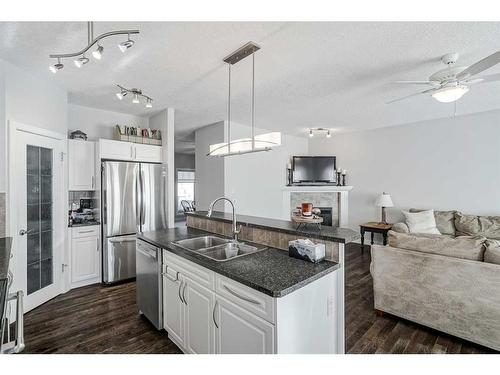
115, 84, 153, 108
309, 128, 332, 138
116, 90, 127, 100
92, 44, 103, 60
49, 22, 139, 74
118, 34, 135, 52
74, 55, 89, 68
49, 58, 64, 73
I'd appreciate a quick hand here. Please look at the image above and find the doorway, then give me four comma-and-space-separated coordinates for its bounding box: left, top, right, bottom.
8, 121, 66, 312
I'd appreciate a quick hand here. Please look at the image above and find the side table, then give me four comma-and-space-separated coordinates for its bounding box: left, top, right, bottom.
359, 222, 393, 252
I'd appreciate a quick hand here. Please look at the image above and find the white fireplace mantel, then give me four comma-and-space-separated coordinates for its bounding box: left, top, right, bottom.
282, 186, 353, 228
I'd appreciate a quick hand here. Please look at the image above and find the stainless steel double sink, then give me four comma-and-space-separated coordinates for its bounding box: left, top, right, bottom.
172, 235, 266, 262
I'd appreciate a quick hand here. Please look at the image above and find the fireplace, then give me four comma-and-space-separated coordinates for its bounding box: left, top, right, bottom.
317, 207, 333, 227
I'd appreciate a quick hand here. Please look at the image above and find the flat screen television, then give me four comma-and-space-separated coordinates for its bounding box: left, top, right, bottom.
292, 156, 336, 184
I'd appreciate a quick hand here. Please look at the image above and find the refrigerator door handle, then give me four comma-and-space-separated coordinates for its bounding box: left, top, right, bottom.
141, 169, 146, 226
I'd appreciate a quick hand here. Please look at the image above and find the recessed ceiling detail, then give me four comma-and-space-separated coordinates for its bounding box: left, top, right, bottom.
116, 84, 153, 108
49, 21, 139, 73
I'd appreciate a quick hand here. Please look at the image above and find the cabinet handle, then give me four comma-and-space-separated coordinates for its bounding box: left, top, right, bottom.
213, 300, 219, 329
96, 238, 99, 252
78, 229, 94, 234
182, 282, 187, 305
178, 278, 184, 304
91, 176, 95, 189
223, 285, 261, 305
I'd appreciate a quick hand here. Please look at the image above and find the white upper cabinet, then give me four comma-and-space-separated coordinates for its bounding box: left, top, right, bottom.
68, 140, 96, 190
99, 139, 162, 163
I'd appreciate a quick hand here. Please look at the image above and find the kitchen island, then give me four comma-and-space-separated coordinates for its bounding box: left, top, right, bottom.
138, 215, 358, 354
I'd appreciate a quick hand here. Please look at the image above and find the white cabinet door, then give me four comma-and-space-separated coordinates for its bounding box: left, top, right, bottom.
163, 268, 185, 348
214, 296, 275, 354
99, 139, 134, 161
71, 235, 100, 285
134, 143, 162, 163
68, 140, 95, 190
184, 278, 215, 354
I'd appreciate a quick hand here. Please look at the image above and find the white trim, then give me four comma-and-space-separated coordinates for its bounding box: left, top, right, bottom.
9, 120, 66, 141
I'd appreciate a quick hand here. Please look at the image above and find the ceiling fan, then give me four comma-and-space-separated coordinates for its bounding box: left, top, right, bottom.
388, 51, 500, 104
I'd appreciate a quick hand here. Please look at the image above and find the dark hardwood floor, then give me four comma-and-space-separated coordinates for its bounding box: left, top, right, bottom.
21, 243, 495, 354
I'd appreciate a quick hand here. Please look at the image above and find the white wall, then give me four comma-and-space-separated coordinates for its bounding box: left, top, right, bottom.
68, 103, 148, 141
309, 110, 500, 231
0, 59, 68, 191
224, 122, 308, 219
195, 122, 225, 211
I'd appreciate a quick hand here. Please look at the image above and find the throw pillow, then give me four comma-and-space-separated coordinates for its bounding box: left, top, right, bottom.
409, 208, 456, 236
403, 210, 441, 234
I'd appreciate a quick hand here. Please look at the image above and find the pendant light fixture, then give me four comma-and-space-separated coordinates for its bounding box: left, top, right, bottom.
207, 42, 282, 157
308, 128, 332, 138
115, 84, 153, 108
49, 22, 139, 72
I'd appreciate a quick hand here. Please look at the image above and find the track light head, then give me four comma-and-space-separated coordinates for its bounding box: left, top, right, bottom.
327, 130, 331, 138
92, 45, 104, 60
118, 36, 135, 53
132, 93, 140, 104
145, 99, 153, 108
74, 55, 89, 68
116, 90, 127, 100
49, 59, 64, 73
309, 129, 314, 137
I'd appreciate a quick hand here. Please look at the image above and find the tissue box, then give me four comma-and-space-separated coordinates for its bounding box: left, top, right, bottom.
288, 239, 325, 263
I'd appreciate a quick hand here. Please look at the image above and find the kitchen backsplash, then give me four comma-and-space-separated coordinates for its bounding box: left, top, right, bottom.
0, 192, 5, 237
69, 190, 99, 222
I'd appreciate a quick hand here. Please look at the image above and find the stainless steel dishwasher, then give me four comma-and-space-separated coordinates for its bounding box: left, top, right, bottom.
136, 239, 162, 329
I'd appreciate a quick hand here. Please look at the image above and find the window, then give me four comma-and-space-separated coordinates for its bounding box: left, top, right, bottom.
177, 169, 195, 214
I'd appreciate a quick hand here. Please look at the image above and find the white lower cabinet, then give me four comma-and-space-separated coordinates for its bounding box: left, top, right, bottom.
162, 249, 340, 354
70, 225, 100, 288
184, 279, 215, 354
162, 265, 185, 348
214, 296, 274, 354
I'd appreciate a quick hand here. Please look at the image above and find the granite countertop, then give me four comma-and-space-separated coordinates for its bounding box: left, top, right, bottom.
138, 227, 340, 298
1, 237, 13, 337
187, 211, 359, 244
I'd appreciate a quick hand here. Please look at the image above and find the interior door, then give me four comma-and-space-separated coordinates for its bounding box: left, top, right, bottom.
12, 129, 64, 312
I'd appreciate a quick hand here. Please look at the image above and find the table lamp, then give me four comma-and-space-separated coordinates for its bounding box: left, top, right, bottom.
375, 192, 393, 224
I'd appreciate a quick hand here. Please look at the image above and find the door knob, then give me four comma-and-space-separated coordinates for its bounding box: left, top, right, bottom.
19, 229, 32, 236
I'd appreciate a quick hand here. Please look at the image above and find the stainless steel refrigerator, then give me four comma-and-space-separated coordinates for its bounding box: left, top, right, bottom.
101, 161, 167, 284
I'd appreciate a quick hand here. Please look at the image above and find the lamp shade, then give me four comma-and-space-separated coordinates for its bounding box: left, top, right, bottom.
375, 193, 393, 207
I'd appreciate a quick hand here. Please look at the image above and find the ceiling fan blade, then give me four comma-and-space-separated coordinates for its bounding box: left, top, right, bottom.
395, 80, 439, 85
456, 51, 500, 80
387, 88, 438, 104
472, 73, 500, 83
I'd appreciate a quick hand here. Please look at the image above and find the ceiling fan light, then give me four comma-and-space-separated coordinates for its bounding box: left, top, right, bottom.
92, 45, 104, 60
431, 85, 469, 103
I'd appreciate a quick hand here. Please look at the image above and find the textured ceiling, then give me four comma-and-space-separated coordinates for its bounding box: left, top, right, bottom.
1, 21, 500, 144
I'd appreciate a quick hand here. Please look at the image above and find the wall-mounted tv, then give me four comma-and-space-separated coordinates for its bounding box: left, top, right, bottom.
292, 156, 336, 184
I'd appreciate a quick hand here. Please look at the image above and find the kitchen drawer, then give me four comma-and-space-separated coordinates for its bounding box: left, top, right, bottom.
72, 225, 100, 239
215, 275, 275, 324
163, 250, 215, 291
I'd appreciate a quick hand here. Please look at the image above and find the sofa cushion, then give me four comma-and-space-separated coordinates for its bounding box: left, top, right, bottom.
454, 213, 500, 240
388, 230, 486, 261
409, 209, 456, 236
484, 240, 500, 265
403, 210, 440, 234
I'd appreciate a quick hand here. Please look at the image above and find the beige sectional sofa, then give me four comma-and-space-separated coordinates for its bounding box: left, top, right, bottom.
371, 210, 500, 351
